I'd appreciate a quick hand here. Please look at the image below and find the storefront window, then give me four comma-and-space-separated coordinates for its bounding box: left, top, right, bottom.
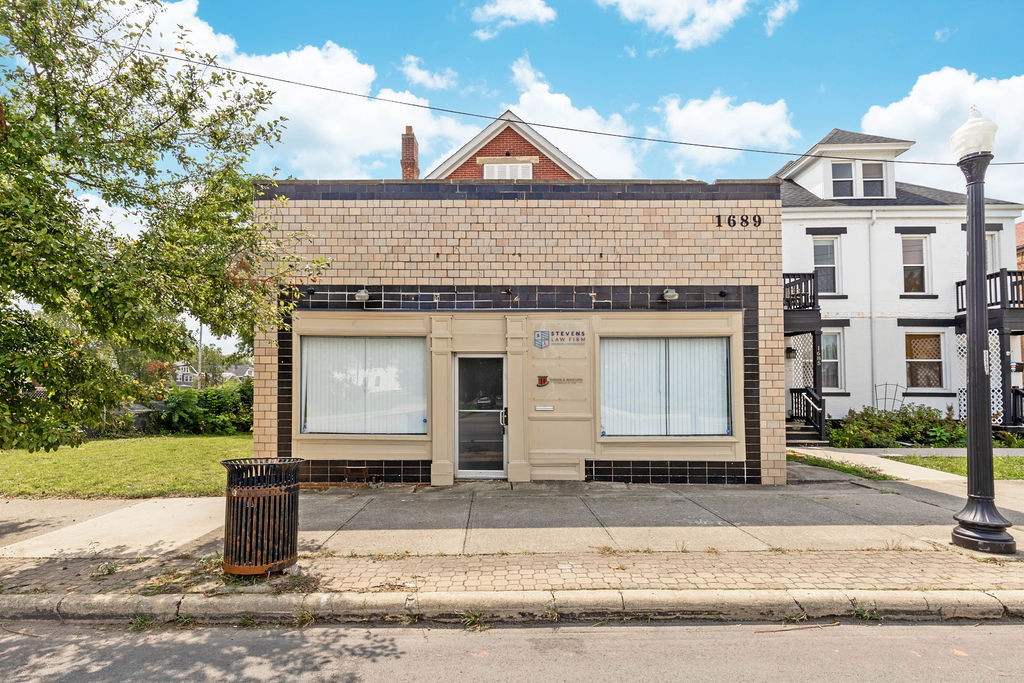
600, 337, 731, 436
300, 336, 427, 434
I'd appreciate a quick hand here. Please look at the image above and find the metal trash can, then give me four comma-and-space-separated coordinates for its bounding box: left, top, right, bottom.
221, 458, 305, 575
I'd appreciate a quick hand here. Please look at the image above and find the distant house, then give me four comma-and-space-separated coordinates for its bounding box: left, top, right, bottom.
173, 361, 197, 388
221, 364, 254, 383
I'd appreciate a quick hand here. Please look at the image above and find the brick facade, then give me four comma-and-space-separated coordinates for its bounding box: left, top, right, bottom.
445, 127, 574, 180
253, 180, 787, 484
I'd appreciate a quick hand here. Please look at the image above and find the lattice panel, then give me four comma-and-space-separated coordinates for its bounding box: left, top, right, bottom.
955, 330, 1003, 424
790, 333, 814, 389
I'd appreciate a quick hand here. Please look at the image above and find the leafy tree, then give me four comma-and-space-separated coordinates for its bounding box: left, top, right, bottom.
0, 0, 323, 450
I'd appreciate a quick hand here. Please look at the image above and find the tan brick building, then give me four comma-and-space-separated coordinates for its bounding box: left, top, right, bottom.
254, 111, 789, 486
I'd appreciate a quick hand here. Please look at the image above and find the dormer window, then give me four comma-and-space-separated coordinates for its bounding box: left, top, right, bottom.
862, 163, 884, 197
831, 162, 854, 197
829, 160, 889, 199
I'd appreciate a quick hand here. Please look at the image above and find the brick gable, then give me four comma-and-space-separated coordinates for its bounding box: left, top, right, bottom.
445, 126, 574, 180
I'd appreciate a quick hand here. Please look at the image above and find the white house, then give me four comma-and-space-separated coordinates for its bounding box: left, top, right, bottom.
174, 361, 197, 389
779, 129, 1024, 438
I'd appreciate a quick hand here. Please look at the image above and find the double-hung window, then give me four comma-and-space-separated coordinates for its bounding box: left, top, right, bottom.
985, 233, 1000, 272
821, 332, 843, 390
905, 334, 944, 389
902, 237, 927, 293
862, 163, 884, 197
300, 336, 428, 434
813, 237, 838, 294
483, 163, 532, 180
831, 163, 854, 197
600, 337, 731, 436
830, 160, 888, 198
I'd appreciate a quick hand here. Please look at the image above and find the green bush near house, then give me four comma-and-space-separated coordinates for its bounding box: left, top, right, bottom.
160, 380, 253, 435
827, 404, 967, 448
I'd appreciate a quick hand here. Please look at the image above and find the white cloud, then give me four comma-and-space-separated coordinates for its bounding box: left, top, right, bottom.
596, 0, 752, 50
764, 0, 798, 36
471, 0, 556, 40
78, 193, 148, 238
934, 27, 954, 42
141, 2, 476, 178
400, 55, 457, 90
623, 45, 638, 58
502, 56, 643, 178
659, 91, 797, 176
861, 67, 1024, 202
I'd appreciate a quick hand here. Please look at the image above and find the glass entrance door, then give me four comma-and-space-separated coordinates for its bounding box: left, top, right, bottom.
455, 356, 506, 478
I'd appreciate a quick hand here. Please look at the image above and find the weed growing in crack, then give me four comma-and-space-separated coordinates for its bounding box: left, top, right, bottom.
129, 614, 156, 632
853, 607, 884, 622
238, 613, 261, 628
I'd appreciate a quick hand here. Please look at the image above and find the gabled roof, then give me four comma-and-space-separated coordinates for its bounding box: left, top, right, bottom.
424, 109, 594, 180
781, 179, 1018, 208
816, 128, 914, 146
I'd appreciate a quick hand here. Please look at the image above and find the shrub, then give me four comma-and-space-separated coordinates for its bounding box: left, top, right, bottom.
158, 381, 253, 435
828, 404, 966, 448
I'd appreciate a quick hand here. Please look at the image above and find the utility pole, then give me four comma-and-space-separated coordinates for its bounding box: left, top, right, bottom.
197, 323, 203, 389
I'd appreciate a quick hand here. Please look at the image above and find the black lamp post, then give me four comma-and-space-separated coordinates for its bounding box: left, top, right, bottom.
950, 107, 1016, 554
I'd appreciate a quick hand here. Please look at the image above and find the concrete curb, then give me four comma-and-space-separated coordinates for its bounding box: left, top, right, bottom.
1, 589, 1021, 625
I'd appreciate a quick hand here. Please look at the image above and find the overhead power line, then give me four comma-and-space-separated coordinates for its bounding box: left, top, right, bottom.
76, 35, 1023, 168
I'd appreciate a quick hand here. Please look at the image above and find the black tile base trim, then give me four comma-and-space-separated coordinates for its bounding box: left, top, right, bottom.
298, 459, 431, 484
585, 460, 760, 485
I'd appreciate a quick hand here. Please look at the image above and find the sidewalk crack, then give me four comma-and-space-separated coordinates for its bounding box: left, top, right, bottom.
578, 495, 619, 549
55, 594, 67, 625
983, 590, 1011, 617
686, 496, 770, 547
461, 491, 475, 555
318, 496, 375, 550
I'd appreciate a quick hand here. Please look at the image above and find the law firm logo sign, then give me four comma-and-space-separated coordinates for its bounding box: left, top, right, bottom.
534, 329, 586, 348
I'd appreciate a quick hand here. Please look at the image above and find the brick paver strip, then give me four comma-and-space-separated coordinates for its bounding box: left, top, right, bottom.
2, 548, 1024, 596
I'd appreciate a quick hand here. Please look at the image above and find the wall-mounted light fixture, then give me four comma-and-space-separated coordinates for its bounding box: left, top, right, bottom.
718, 289, 729, 298
785, 347, 797, 359
305, 286, 317, 297
662, 288, 679, 302
354, 288, 370, 302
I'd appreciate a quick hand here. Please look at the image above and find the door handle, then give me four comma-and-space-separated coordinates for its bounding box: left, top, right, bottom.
499, 407, 508, 428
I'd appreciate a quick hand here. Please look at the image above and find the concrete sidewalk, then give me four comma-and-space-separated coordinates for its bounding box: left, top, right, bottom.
2, 461, 1023, 623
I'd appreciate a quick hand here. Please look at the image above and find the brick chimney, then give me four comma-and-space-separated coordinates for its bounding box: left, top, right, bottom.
401, 125, 419, 179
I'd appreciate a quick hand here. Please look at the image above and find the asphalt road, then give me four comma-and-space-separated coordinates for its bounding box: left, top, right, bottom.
1, 620, 1023, 681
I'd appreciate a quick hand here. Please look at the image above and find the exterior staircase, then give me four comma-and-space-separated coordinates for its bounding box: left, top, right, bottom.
786, 418, 829, 447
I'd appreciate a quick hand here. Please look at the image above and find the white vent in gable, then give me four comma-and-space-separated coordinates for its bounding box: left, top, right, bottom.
483, 163, 533, 180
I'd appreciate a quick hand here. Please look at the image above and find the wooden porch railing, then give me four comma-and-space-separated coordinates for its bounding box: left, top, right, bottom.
783, 272, 818, 311
789, 386, 826, 441
955, 269, 1024, 313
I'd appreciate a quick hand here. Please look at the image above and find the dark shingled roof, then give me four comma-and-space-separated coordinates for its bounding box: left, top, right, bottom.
773, 129, 915, 177
781, 179, 1018, 208
817, 128, 914, 146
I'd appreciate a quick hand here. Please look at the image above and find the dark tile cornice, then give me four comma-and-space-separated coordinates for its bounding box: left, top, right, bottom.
255, 179, 781, 202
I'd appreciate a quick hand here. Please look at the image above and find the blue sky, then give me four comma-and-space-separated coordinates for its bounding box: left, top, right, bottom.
149, 0, 1024, 200
145, 0, 1024, 201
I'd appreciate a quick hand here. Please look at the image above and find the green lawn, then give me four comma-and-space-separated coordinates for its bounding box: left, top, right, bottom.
0, 434, 253, 498
885, 455, 1024, 480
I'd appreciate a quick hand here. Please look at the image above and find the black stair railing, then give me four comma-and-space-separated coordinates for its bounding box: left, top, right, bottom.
1010, 387, 1024, 427
789, 387, 826, 441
